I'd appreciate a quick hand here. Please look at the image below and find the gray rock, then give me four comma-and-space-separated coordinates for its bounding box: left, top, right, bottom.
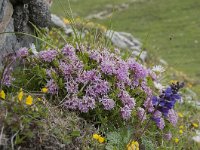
29, 0, 51, 27
51, 14, 73, 35
105, 30, 141, 51
0, 0, 19, 60
105, 30, 147, 61
13, 4, 29, 33
0, 0, 6, 22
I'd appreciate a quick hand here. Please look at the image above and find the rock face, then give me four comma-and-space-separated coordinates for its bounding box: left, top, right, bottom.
0, 0, 18, 59
105, 30, 148, 61
0, 0, 51, 64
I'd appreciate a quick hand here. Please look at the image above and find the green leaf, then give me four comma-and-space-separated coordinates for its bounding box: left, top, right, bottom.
71, 130, 80, 137
106, 131, 121, 145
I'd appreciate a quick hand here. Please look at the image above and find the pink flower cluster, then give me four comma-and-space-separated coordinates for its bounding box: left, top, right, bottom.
32, 44, 157, 121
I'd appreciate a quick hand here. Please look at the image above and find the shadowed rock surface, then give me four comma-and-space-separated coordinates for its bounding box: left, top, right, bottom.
0, 0, 51, 64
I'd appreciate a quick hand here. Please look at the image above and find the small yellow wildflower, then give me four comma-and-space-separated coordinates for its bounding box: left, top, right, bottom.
98, 137, 105, 143
49, 31, 53, 35
26, 95, 33, 105
179, 129, 183, 134
92, 134, 100, 140
179, 125, 184, 130
187, 83, 192, 88
75, 17, 81, 23
192, 123, 199, 128
170, 80, 177, 84
63, 18, 70, 24
178, 112, 184, 118
41, 87, 48, 93
174, 138, 179, 143
37, 97, 42, 101
0, 90, 6, 100
18, 89, 24, 101
92, 134, 105, 143
127, 141, 139, 150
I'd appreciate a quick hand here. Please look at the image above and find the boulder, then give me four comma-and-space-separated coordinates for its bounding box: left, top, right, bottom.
105, 30, 147, 61
0, 0, 19, 64
0, 0, 51, 64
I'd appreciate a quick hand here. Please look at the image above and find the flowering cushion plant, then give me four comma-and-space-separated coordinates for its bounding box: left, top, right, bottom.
0, 43, 184, 142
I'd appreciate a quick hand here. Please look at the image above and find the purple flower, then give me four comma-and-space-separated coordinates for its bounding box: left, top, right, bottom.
16, 47, 29, 58
144, 97, 154, 112
115, 60, 130, 83
38, 50, 58, 62
100, 98, 115, 110
152, 83, 184, 117
93, 80, 110, 95
61, 44, 75, 57
153, 110, 162, 118
85, 85, 97, 98
77, 70, 101, 83
2, 66, 14, 87
59, 62, 73, 76
163, 132, 172, 140
167, 109, 178, 126
89, 51, 102, 63
128, 58, 147, 80
64, 97, 79, 110
141, 81, 152, 97
118, 90, 135, 109
153, 117, 165, 130
157, 118, 165, 130
137, 107, 146, 122
46, 79, 58, 95
116, 82, 125, 90
78, 96, 96, 112
121, 105, 132, 120
65, 80, 78, 94
100, 59, 116, 75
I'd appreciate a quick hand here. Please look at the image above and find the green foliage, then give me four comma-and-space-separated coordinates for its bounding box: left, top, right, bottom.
106, 128, 133, 150
141, 136, 156, 150
0, 93, 48, 147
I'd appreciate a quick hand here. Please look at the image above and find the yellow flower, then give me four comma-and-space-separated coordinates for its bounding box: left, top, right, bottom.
174, 138, 179, 143
18, 89, 24, 101
0, 90, 6, 100
178, 112, 183, 118
93, 134, 100, 140
192, 123, 199, 128
92, 134, 105, 143
187, 83, 192, 88
170, 80, 177, 84
179, 129, 183, 134
127, 141, 139, 150
63, 18, 70, 24
179, 125, 184, 130
49, 31, 53, 35
98, 137, 105, 143
26, 95, 33, 105
41, 87, 48, 93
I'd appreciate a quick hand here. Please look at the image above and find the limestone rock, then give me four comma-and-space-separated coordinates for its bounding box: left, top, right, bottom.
105, 30, 147, 61
0, 0, 19, 61
105, 30, 141, 51
29, 0, 51, 27
51, 14, 73, 35
0, 0, 6, 22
